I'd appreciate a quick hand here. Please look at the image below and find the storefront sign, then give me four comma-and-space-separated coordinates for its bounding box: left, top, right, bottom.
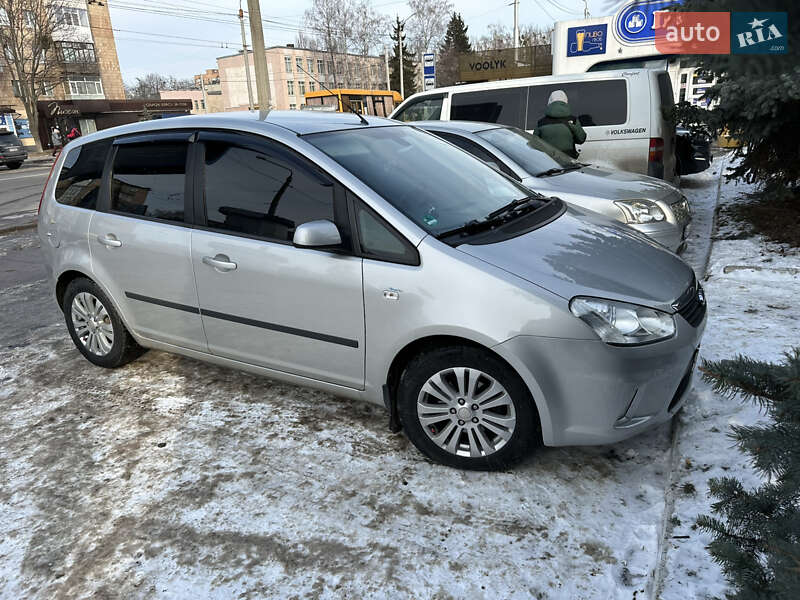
614, 0, 682, 44
566, 24, 608, 57
459, 46, 552, 82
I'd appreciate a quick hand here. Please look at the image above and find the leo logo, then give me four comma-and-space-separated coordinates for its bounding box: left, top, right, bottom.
732, 12, 787, 54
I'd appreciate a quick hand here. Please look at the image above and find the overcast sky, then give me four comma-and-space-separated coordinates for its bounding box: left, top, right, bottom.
110, 0, 622, 82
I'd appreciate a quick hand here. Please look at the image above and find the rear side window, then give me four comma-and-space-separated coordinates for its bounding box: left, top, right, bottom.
451, 87, 526, 128
526, 80, 627, 128
54, 139, 112, 209
202, 140, 334, 242
394, 95, 444, 122
110, 142, 187, 223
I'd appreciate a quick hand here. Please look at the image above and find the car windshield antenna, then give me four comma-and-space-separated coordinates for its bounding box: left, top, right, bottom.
296, 63, 369, 126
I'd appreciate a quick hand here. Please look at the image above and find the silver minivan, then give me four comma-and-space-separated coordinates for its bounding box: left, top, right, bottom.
38, 111, 706, 470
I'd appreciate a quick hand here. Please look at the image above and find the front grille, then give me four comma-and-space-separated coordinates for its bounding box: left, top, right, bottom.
674, 280, 706, 327
670, 197, 691, 225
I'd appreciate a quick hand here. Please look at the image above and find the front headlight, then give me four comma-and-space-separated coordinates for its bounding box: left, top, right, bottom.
569, 297, 675, 345
615, 199, 666, 224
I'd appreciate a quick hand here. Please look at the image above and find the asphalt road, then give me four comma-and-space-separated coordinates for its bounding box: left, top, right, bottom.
0, 162, 52, 219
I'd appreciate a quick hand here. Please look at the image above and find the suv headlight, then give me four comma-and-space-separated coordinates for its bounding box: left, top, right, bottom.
569, 297, 675, 345
614, 199, 666, 224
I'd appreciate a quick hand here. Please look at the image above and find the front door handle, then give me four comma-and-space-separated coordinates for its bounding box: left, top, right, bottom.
202, 254, 237, 272
98, 234, 122, 248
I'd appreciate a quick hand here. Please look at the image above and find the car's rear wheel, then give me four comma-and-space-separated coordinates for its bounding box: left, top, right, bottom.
397, 346, 540, 470
63, 278, 146, 368
6, 162, 22, 170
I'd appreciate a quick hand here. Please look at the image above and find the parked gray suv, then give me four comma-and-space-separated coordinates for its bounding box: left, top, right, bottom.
38, 111, 706, 470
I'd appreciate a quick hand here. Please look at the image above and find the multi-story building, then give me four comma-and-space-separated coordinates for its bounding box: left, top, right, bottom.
217, 45, 387, 111
1, 1, 189, 148
194, 69, 220, 87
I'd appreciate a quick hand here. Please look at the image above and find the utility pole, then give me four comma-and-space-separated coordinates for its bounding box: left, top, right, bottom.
583, 0, 590, 18
238, 7, 255, 110
245, 0, 271, 109
513, 0, 519, 49
396, 16, 405, 99
200, 77, 208, 113
384, 45, 390, 91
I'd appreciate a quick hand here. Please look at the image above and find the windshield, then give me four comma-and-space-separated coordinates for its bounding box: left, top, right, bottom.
476, 127, 577, 174
306, 126, 537, 235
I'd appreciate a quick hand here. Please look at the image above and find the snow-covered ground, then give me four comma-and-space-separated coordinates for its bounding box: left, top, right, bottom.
657, 163, 800, 599
0, 157, 793, 599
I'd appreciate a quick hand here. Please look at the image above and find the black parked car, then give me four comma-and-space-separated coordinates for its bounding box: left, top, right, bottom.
676, 126, 712, 175
0, 131, 28, 169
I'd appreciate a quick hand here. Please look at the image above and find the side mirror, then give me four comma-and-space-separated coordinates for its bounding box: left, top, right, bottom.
292, 219, 342, 248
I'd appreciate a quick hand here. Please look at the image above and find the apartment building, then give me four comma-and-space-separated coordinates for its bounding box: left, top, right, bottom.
217, 45, 387, 111
1, 1, 189, 148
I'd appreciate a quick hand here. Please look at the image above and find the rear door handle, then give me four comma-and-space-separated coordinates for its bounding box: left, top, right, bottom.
202, 254, 237, 272
98, 234, 122, 248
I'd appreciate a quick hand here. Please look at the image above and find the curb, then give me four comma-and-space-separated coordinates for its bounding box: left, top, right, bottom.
0, 215, 37, 236
647, 153, 729, 600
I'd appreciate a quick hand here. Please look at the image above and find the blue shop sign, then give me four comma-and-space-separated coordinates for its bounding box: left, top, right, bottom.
614, 0, 682, 44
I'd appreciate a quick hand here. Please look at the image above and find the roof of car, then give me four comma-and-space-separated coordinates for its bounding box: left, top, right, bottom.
81, 110, 398, 142
410, 120, 504, 134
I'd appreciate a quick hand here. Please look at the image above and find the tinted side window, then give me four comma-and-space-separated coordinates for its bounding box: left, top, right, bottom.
451, 87, 526, 128
110, 142, 187, 223
657, 73, 675, 109
526, 80, 627, 128
54, 139, 112, 209
202, 141, 334, 242
394, 95, 444, 122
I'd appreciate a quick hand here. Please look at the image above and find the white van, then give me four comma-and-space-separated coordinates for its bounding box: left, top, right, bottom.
391, 69, 678, 184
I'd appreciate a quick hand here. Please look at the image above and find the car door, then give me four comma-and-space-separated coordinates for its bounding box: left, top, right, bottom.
89, 131, 207, 351
190, 130, 365, 389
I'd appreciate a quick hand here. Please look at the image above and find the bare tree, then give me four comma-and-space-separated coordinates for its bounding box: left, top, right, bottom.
303, 0, 386, 88
406, 0, 452, 56
472, 23, 552, 51
0, 0, 72, 150
125, 73, 197, 99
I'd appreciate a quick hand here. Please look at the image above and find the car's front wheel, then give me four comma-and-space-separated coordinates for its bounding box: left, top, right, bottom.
397, 346, 540, 470
63, 277, 146, 368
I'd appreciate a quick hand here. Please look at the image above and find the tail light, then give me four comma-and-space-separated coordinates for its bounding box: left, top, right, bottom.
38, 150, 60, 214
649, 137, 664, 163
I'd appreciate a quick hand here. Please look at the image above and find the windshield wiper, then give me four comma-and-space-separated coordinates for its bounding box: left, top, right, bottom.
436, 195, 546, 240
485, 195, 544, 221
535, 164, 582, 177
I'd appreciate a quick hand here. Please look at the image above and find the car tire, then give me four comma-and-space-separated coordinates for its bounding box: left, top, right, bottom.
63, 277, 146, 368
6, 162, 22, 170
397, 346, 540, 470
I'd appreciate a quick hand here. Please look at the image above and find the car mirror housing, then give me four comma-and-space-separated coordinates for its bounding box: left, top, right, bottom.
292, 219, 342, 248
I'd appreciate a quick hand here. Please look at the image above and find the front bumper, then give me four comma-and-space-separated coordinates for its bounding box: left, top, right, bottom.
631, 221, 686, 252
498, 311, 706, 446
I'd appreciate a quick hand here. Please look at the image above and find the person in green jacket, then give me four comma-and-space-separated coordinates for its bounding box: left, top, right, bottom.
536, 90, 587, 159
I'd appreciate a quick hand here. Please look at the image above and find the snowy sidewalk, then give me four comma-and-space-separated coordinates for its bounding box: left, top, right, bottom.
658, 163, 800, 598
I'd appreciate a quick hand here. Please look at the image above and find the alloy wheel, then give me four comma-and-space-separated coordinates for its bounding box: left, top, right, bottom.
417, 367, 516, 458
71, 292, 114, 356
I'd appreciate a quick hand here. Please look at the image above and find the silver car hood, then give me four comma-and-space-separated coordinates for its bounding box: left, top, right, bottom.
522, 166, 681, 204
458, 207, 694, 311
